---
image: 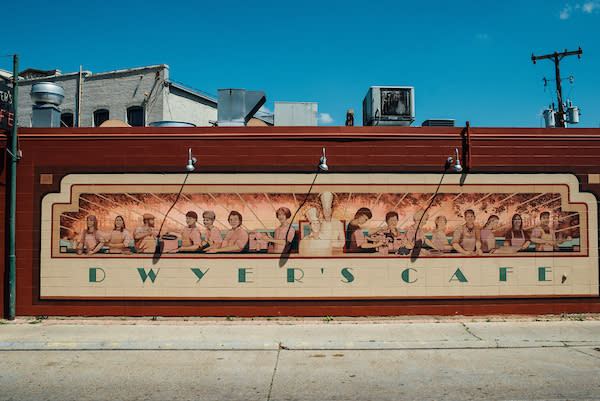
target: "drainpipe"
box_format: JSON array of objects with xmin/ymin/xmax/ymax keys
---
[{"xmin": 8, "ymin": 54, "xmax": 19, "ymax": 319}]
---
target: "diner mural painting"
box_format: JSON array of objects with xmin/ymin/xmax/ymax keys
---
[
  {"xmin": 40, "ymin": 173, "xmax": 597, "ymax": 300},
  {"xmin": 56, "ymin": 187, "xmax": 582, "ymax": 258}
]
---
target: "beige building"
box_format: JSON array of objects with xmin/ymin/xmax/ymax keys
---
[{"xmin": 17, "ymin": 64, "xmax": 217, "ymax": 127}]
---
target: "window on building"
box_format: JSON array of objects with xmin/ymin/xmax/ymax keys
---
[
  {"xmin": 127, "ymin": 106, "xmax": 145, "ymax": 127},
  {"xmin": 93, "ymin": 109, "xmax": 110, "ymax": 127},
  {"xmin": 60, "ymin": 113, "xmax": 74, "ymax": 127}
]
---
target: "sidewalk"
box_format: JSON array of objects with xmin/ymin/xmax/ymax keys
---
[{"xmin": 2, "ymin": 315, "xmax": 599, "ymax": 351}]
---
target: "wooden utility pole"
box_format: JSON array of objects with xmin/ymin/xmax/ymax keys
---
[{"xmin": 532, "ymin": 47, "xmax": 582, "ymax": 128}]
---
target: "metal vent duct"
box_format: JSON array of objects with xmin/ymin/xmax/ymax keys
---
[
  {"xmin": 217, "ymin": 89, "xmax": 266, "ymax": 127},
  {"xmin": 31, "ymin": 82, "xmax": 64, "ymax": 127}
]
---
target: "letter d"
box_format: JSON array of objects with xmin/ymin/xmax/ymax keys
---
[{"xmin": 89, "ymin": 267, "xmax": 106, "ymax": 283}]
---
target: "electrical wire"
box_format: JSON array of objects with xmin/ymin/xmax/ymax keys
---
[
  {"xmin": 154, "ymin": 171, "xmax": 191, "ymax": 256},
  {"xmin": 410, "ymin": 160, "xmax": 450, "ymax": 257},
  {"xmin": 281, "ymin": 166, "xmax": 321, "ymax": 256}
]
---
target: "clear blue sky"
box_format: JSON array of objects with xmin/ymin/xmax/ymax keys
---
[{"xmin": 3, "ymin": 0, "xmax": 599, "ymax": 127}]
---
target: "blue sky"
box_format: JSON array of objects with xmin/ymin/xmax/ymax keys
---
[{"xmin": 3, "ymin": 0, "xmax": 599, "ymax": 127}]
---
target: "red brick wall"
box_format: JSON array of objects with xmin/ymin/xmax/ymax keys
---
[{"xmin": 3, "ymin": 126, "xmax": 600, "ymax": 317}]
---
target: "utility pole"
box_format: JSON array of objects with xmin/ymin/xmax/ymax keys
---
[
  {"xmin": 8, "ymin": 54, "xmax": 19, "ymax": 319},
  {"xmin": 532, "ymin": 47, "xmax": 582, "ymax": 128}
]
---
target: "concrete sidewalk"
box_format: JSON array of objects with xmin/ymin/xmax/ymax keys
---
[{"xmin": 1, "ymin": 317, "xmax": 599, "ymax": 351}]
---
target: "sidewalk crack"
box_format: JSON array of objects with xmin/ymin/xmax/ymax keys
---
[
  {"xmin": 461, "ymin": 322, "xmax": 484, "ymax": 341},
  {"xmin": 267, "ymin": 342, "xmax": 283, "ymax": 400}
]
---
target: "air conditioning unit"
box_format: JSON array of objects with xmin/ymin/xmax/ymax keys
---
[{"xmin": 363, "ymin": 86, "xmax": 415, "ymax": 126}]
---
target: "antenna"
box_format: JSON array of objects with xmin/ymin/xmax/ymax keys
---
[{"xmin": 532, "ymin": 47, "xmax": 582, "ymax": 127}]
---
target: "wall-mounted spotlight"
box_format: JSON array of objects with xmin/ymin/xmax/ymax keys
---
[
  {"xmin": 446, "ymin": 148, "xmax": 463, "ymax": 173},
  {"xmin": 319, "ymin": 147, "xmax": 328, "ymax": 171},
  {"xmin": 186, "ymin": 148, "xmax": 197, "ymax": 172}
]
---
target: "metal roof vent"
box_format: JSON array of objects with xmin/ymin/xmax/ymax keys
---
[
  {"xmin": 217, "ymin": 89, "xmax": 266, "ymax": 127},
  {"xmin": 30, "ymin": 82, "xmax": 64, "ymax": 127}
]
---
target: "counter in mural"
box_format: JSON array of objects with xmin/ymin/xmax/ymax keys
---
[{"xmin": 40, "ymin": 173, "xmax": 598, "ymax": 299}]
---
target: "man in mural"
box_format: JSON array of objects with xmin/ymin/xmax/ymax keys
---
[
  {"xmin": 176, "ymin": 211, "xmax": 203, "ymax": 252},
  {"xmin": 318, "ymin": 191, "xmax": 345, "ymax": 255},
  {"xmin": 299, "ymin": 207, "xmax": 331, "ymax": 256},
  {"xmin": 451, "ymin": 209, "xmax": 483, "ymax": 255},
  {"xmin": 201, "ymin": 210, "xmax": 223, "ymax": 249},
  {"xmin": 530, "ymin": 211, "xmax": 558, "ymax": 252},
  {"xmin": 134, "ymin": 213, "xmax": 159, "ymax": 253}
]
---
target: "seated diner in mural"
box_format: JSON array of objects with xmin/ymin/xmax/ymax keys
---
[
  {"xmin": 400, "ymin": 209, "xmax": 430, "ymax": 255},
  {"xmin": 346, "ymin": 207, "xmax": 384, "ymax": 253},
  {"xmin": 493, "ymin": 213, "xmax": 531, "ymax": 254},
  {"xmin": 201, "ymin": 210, "xmax": 223, "ymax": 250},
  {"xmin": 425, "ymin": 215, "xmax": 453, "ymax": 253},
  {"xmin": 206, "ymin": 211, "xmax": 248, "ymax": 253},
  {"xmin": 530, "ymin": 211, "xmax": 558, "ymax": 252},
  {"xmin": 76, "ymin": 215, "xmax": 106, "ymax": 255},
  {"xmin": 106, "ymin": 215, "xmax": 132, "ymax": 254},
  {"xmin": 479, "ymin": 215, "xmax": 500, "ymax": 253},
  {"xmin": 369, "ymin": 211, "xmax": 403, "ymax": 255},
  {"xmin": 265, "ymin": 207, "xmax": 296, "ymax": 253},
  {"xmin": 451, "ymin": 209, "xmax": 482, "ymax": 255},
  {"xmin": 134, "ymin": 213, "xmax": 159, "ymax": 253},
  {"xmin": 175, "ymin": 211, "xmax": 203, "ymax": 253}
]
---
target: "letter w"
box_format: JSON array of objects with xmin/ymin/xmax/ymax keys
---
[{"xmin": 138, "ymin": 268, "xmax": 160, "ymax": 283}]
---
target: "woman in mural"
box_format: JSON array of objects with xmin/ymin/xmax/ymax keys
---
[
  {"xmin": 265, "ymin": 207, "xmax": 295, "ymax": 253},
  {"xmin": 370, "ymin": 211, "xmax": 403, "ymax": 254},
  {"xmin": 451, "ymin": 209, "xmax": 482, "ymax": 255},
  {"xmin": 425, "ymin": 215, "xmax": 452, "ymax": 253},
  {"xmin": 299, "ymin": 207, "xmax": 330, "ymax": 256},
  {"xmin": 201, "ymin": 210, "xmax": 223, "ymax": 249},
  {"xmin": 346, "ymin": 207, "xmax": 384, "ymax": 253},
  {"xmin": 480, "ymin": 215, "xmax": 500, "ymax": 253},
  {"xmin": 206, "ymin": 211, "xmax": 248, "ymax": 253},
  {"xmin": 106, "ymin": 215, "xmax": 132, "ymax": 254},
  {"xmin": 496, "ymin": 213, "xmax": 531, "ymax": 253},
  {"xmin": 76, "ymin": 215, "xmax": 106, "ymax": 255},
  {"xmin": 530, "ymin": 211, "xmax": 558, "ymax": 252}
]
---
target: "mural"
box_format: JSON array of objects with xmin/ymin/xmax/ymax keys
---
[{"xmin": 40, "ymin": 173, "xmax": 598, "ymax": 299}]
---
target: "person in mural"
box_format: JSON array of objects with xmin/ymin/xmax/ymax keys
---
[
  {"xmin": 265, "ymin": 207, "xmax": 295, "ymax": 253},
  {"xmin": 369, "ymin": 211, "xmax": 403, "ymax": 254},
  {"xmin": 346, "ymin": 207, "xmax": 384, "ymax": 252},
  {"xmin": 134, "ymin": 213, "xmax": 159, "ymax": 253},
  {"xmin": 401, "ymin": 209, "xmax": 429, "ymax": 254},
  {"xmin": 496, "ymin": 213, "xmax": 531, "ymax": 253},
  {"xmin": 106, "ymin": 215, "xmax": 132, "ymax": 254},
  {"xmin": 201, "ymin": 210, "xmax": 223, "ymax": 249},
  {"xmin": 451, "ymin": 209, "xmax": 482, "ymax": 255},
  {"xmin": 318, "ymin": 191, "xmax": 345, "ymax": 255},
  {"xmin": 530, "ymin": 211, "xmax": 558, "ymax": 252},
  {"xmin": 425, "ymin": 215, "xmax": 452, "ymax": 253},
  {"xmin": 76, "ymin": 215, "xmax": 106, "ymax": 255},
  {"xmin": 299, "ymin": 207, "xmax": 331, "ymax": 256},
  {"xmin": 176, "ymin": 211, "xmax": 203, "ymax": 252},
  {"xmin": 480, "ymin": 215, "xmax": 500, "ymax": 253},
  {"xmin": 206, "ymin": 210, "xmax": 248, "ymax": 253}
]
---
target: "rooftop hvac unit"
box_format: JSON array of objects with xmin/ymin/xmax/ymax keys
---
[
  {"xmin": 363, "ymin": 86, "xmax": 414, "ymax": 126},
  {"xmin": 422, "ymin": 119, "xmax": 455, "ymax": 127}
]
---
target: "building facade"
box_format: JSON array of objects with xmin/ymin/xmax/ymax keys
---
[{"xmin": 17, "ymin": 65, "xmax": 217, "ymax": 127}]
